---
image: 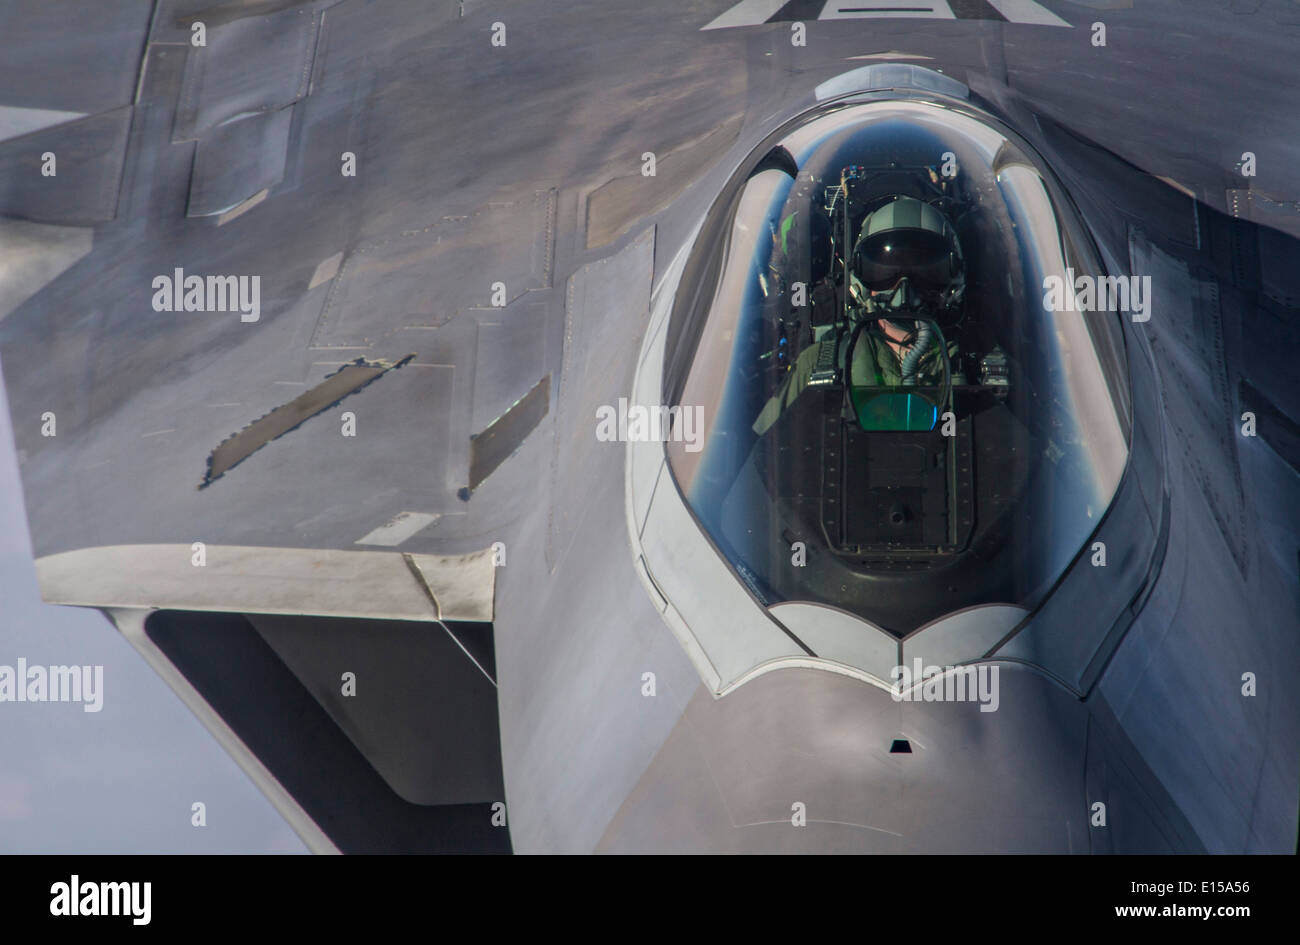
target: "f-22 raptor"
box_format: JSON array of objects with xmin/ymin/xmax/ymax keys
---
[{"xmin": 1, "ymin": 0, "xmax": 1297, "ymax": 853}]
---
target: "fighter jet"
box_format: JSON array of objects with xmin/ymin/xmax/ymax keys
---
[{"xmin": 1, "ymin": 0, "xmax": 1296, "ymax": 853}]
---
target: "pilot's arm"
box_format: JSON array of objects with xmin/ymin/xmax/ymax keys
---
[
  {"xmin": 752, "ymin": 341, "xmax": 822, "ymax": 436},
  {"xmin": 753, "ymin": 330, "xmax": 900, "ymax": 436}
]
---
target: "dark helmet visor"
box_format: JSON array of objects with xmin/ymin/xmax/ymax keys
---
[{"xmin": 855, "ymin": 229, "xmax": 953, "ymax": 291}]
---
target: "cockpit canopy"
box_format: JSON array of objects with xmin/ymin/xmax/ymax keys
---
[{"xmin": 664, "ymin": 98, "xmax": 1131, "ymax": 635}]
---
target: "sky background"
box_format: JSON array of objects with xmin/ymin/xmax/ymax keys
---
[{"xmin": 0, "ymin": 362, "xmax": 307, "ymax": 854}]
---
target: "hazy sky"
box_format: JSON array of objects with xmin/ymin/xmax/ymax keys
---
[{"xmin": 0, "ymin": 363, "xmax": 307, "ymax": 854}]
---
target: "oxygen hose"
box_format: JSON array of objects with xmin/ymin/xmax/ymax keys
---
[{"xmin": 899, "ymin": 320, "xmax": 933, "ymax": 385}]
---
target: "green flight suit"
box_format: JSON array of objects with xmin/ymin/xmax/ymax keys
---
[{"xmin": 753, "ymin": 327, "xmax": 947, "ymax": 436}]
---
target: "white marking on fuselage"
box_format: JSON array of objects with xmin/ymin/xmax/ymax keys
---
[
  {"xmin": 984, "ymin": 0, "xmax": 1071, "ymax": 26},
  {"xmin": 701, "ymin": 0, "xmax": 794, "ymax": 30},
  {"xmin": 700, "ymin": 0, "xmax": 1072, "ymax": 28},
  {"xmin": 822, "ymin": 1, "xmax": 955, "ymax": 21},
  {"xmin": 355, "ymin": 511, "xmax": 440, "ymax": 547}
]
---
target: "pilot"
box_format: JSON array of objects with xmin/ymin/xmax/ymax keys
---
[{"xmin": 753, "ymin": 196, "xmax": 963, "ymax": 436}]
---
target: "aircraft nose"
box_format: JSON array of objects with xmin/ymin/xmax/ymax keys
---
[{"xmin": 596, "ymin": 663, "xmax": 1092, "ymax": 852}]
